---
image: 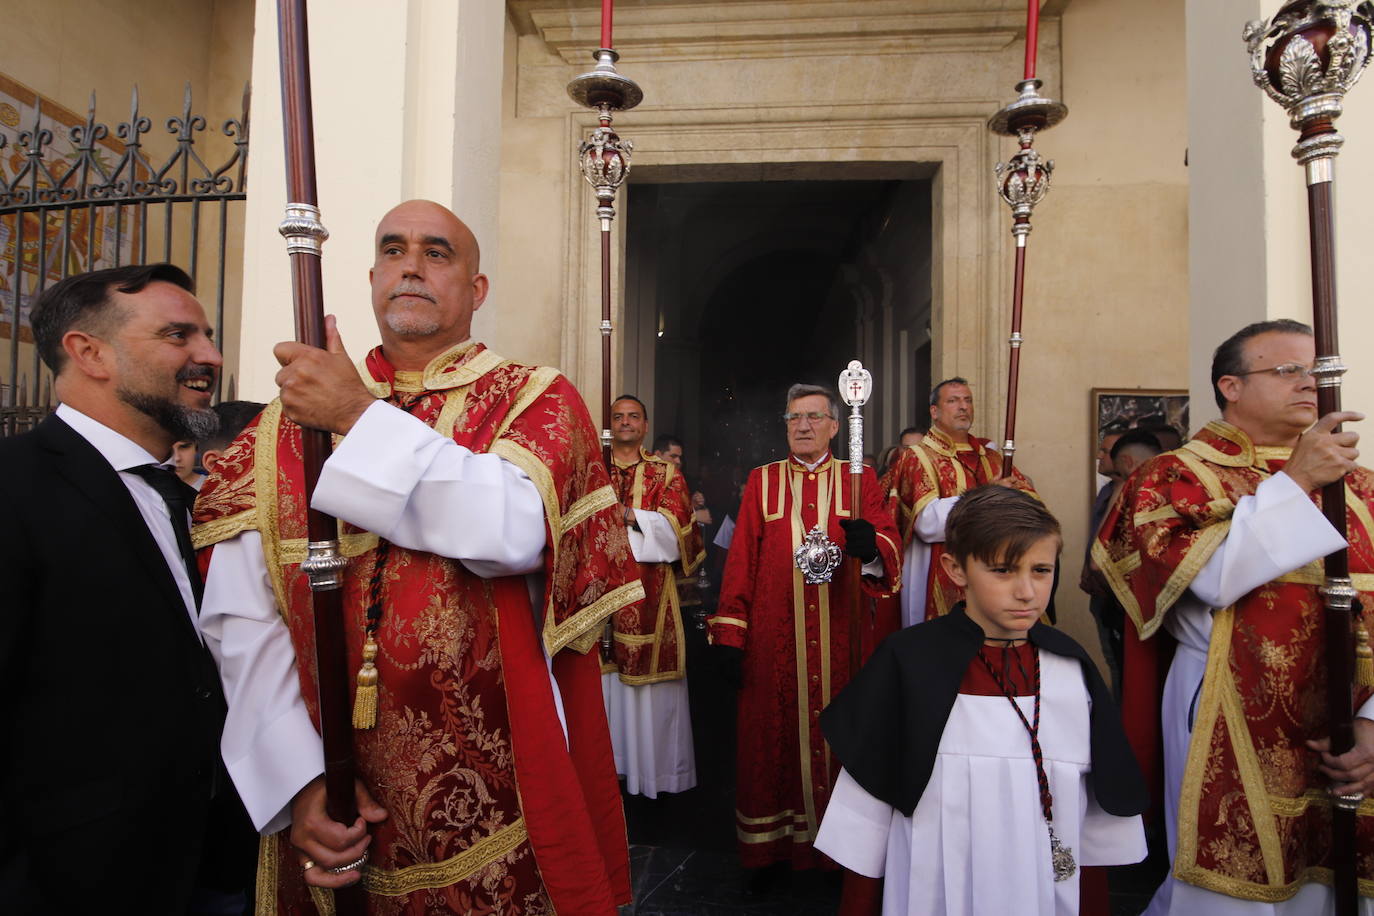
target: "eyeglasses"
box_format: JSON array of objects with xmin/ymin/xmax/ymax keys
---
[
  {"xmin": 783, "ymin": 411, "xmax": 834, "ymax": 424},
  {"xmin": 1232, "ymin": 363, "xmax": 1316, "ymax": 381}
]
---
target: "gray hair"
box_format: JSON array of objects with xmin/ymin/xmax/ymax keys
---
[{"xmin": 785, "ymin": 383, "xmax": 840, "ymax": 420}]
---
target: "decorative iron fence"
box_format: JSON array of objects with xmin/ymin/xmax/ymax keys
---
[{"xmin": 0, "ymin": 82, "xmax": 249, "ymax": 435}]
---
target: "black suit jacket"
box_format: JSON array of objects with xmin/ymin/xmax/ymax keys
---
[{"xmin": 0, "ymin": 414, "xmax": 227, "ymax": 913}]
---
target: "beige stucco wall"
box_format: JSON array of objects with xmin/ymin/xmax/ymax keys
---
[
  {"xmin": 1017, "ymin": 0, "xmax": 1191, "ymax": 660},
  {"xmin": 236, "ymin": 0, "xmax": 506, "ymax": 400},
  {"xmin": 0, "ymin": 0, "xmax": 253, "ymax": 392},
  {"xmin": 1188, "ymin": 0, "xmax": 1374, "ymax": 428}
]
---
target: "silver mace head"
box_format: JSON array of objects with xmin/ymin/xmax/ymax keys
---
[
  {"xmin": 989, "ymin": 79, "xmax": 1067, "ymax": 236},
  {"xmin": 567, "ymin": 48, "xmax": 643, "ymax": 225},
  {"xmin": 1244, "ymin": 0, "xmax": 1373, "ymax": 167}
]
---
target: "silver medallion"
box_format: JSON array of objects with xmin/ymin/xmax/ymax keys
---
[
  {"xmin": 1048, "ymin": 824, "xmax": 1077, "ymax": 883},
  {"xmin": 794, "ymin": 524, "xmax": 843, "ymax": 584}
]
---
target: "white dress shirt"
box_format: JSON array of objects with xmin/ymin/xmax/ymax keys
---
[{"xmin": 56, "ymin": 403, "xmax": 201, "ymax": 632}]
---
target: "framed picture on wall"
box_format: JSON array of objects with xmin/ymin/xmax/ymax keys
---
[{"xmin": 1090, "ymin": 388, "xmax": 1189, "ymax": 497}]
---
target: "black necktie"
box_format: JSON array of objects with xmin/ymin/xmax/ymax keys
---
[{"xmin": 128, "ymin": 463, "xmax": 204, "ymax": 610}]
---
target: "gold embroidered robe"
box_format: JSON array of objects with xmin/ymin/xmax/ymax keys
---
[
  {"xmin": 606, "ymin": 449, "xmax": 706, "ymax": 684},
  {"xmin": 882, "ymin": 427, "xmax": 1037, "ymax": 620},
  {"xmin": 1093, "ymin": 420, "xmax": 1374, "ymax": 901},
  {"xmin": 193, "ymin": 342, "xmax": 646, "ymax": 915}
]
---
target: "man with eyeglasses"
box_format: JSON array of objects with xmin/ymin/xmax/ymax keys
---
[
  {"xmin": 1094, "ymin": 319, "xmax": 1374, "ymax": 914},
  {"xmin": 708, "ymin": 383, "xmax": 900, "ymax": 887},
  {"xmin": 882, "ymin": 377, "xmax": 1038, "ymax": 627}
]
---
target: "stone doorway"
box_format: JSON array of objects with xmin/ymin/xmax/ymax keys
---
[
  {"xmin": 623, "ymin": 172, "xmax": 935, "ymax": 516},
  {"xmin": 615, "ymin": 172, "xmax": 935, "ymax": 911}
]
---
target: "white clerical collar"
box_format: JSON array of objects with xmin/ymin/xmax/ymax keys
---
[
  {"xmin": 792, "ymin": 451, "xmax": 831, "ymax": 471},
  {"xmin": 56, "ymin": 403, "xmax": 170, "ymax": 472}
]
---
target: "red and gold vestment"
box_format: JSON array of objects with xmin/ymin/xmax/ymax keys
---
[
  {"xmin": 193, "ymin": 342, "xmax": 646, "ymax": 915},
  {"xmin": 1093, "ymin": 420, "xmax": 1374, "ymax": 901},
  {"xmin": 607, "ymin": 449, "xmax": 706, "ymax": 684},
  {"xmin": 708, "ymin": 456, "xmax": 900, "ymax": 869},
  {"xmin": 882, "ymin": 426, "xmax": 1036, "ymax": 620}
]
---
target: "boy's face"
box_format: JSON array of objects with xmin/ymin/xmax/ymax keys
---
[{"xmin": 940, "ymin": 534, "xmax": 1059, "ymax": 640}]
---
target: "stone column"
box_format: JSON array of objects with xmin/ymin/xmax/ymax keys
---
[
  {"xmin": 236, "ymin": 0, "xmax": 505, "ymax": 400},
  {"xmin": 1186, "ymin": 0, "xmax": 1374, "ymax": 426}
]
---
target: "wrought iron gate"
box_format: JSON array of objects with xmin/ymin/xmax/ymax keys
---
[{"xmin": 0, "ymin": 83, "xmax": 249, "ymax": 435}]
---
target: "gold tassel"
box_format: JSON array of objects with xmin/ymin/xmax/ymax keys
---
[
  {"xmin": 352, "ymin": 634, "xmax": 379, "ymax": 729},
  {"xmin": 1356, "ymin": 620, "xmax": 1374, "ymax": 689}
]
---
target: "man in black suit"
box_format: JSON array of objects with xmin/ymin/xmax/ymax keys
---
[{"xmin": 0, "ymin": 264, "xmax": 248, "ymax": 913}]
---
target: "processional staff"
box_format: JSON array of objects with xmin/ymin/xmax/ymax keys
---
[
  {"xmin": 987, "ymin": 0, "xmax": 1068, "ymax": 477},
  {"xmin": 274, "ymin": 3, "xmax": 363, "ymax": 911},
  {"xmin": 568, "ymin": 0, "xmax": 642, "ymax": 661},
  {"xmin": 1244, "ymin": 4, "xmax": 1374, "ymax": 913},
  {"xmin": 567, "ymin": 0, "xmax": 643, "ymax": 465},
  {"xmin": 839, "ymin": 360, "xmax": 873, "ymax": 675}
]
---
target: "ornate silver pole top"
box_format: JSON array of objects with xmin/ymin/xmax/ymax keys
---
[
  {"xmin": 1244, "ymin": 1, "xmax": 1372, "ymax": 169},
  {"xmin": 839, "ymin": 359, "xmax": 873, "ymax": 479},
  {"xmin": 567, "ymin": 49, "xmax": 643, "ymax": 229}
]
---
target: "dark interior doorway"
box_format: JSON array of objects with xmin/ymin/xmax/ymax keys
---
[
  {"xmin": 624, "ymin": 174, "xmax": 934, "ymax": 520},
  {"xmin": 618, "ymin": 173, "xmax": 935, "ymax": 884}
]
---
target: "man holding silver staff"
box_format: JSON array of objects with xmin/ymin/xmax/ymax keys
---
[
  {"xmin": 1095, "ymin": 320, "xmax": 1374, "ymax": 914},
  {"xmin": 707, "ymin": 382, "xmax": 899, "ymax": 881},
  {"xmin": 193, "ymin": 200, "xmax": 645, "ymax": 914}
]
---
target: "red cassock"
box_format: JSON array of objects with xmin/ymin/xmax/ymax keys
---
[
  {"xmin": 194, "ymin": 342, "xmax": 646, "ymax": 915},
  {"xmin": 709, "ymin": 455, "xmax": 900, "ymax": 869}
]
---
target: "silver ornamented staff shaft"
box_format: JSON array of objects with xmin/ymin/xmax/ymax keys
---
[{"xmin": 839, "ymin": 360, "xmax": 873, "ymax": 478}]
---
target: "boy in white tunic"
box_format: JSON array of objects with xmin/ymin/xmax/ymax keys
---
[{"xmin": 816, "ymin": 485, "xmax": 1148, "ymax": 915}]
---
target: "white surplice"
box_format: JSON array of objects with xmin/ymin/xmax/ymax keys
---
[
  {"xmin": 1143, "ymin": 470, "xmax": 1374, "ymax": 916},
  {"xmin": 199, "ymin": 399, "xmax": 553, "ymax": 834},
  {"xmin": 600, "ymin": 507, "xmax": 697, "ymax": 798},
  {"xmin": 898, "ymin": 495, "xmax": 956, "ymax": 628},
  {"xmin": 815, "ymin": 650, "xmax": 1146, "ymax": 915}
]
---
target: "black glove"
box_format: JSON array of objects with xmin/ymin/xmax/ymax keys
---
[
  {"xmin": 714, "ymin": 644, "xmax": 745, "ymax": 690},
  {"xmin": 839, "ymin": 518, "xmax": 879, "ymax": 563}
]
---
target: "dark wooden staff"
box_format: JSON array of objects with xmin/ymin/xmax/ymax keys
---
[
  {"xmin": 276, "ymin": 2, "xmax": 362, "ymax": 911},
  {"xmin": 1245, "ymin": 5, "xmax": 1373, "ymax": 912},
  {"xmin": 987, "ymin": 0, "xmax": 1067, "ymax": 478}
]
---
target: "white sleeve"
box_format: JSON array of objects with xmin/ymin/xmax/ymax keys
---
[
  {"xmin": 313, "ymin": 400, "xmax": 546, "ymax": 578},
  {"xmin": 813, "ymin": 768, "xmax": 893, "ymax": 878},
  {"xmin": 861, "ymin": 555, "xmax": 885, "ymax": 577},
  {"xmin": 1188, "ymin": 471, "xmax": 1347, "ymax": 609},
  {"xmin": 629, "ymin": 508, "xmax": 681, "ymax": 564},
  {"xmin": 914, "ymin": 496, "xmax": 959, "ymax": 544},
  {"xmin": 201, "ymin": 530, "xmax": 324, "ymax": 834}
]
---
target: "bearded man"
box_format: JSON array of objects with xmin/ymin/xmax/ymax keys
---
[
  {"xmin": 0, "ymin": 264, "xmax": 259, "ymax": 912},
  {"xmin": 194, "ymin": 201, "xmax": 644, "ymax": 914}
]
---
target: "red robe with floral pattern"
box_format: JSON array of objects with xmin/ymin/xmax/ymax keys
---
[
  {"xmin": 708, "ymin": 455, "xmax": 900, "ymax": 869},
  {"xmin": 607, "ymin": 449, "xmax": 706, "ymax": 683},
  {"xmin": 1093, "ymin": 420, "xmax": 1374, "ymax": 902},
  {"xmin": 193, "ymin": 342, "xmax": 646, "ymax": 915},
  {"xmin": 882, "ymin": 427, "xmax": 1036, "ymax": 620}
]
